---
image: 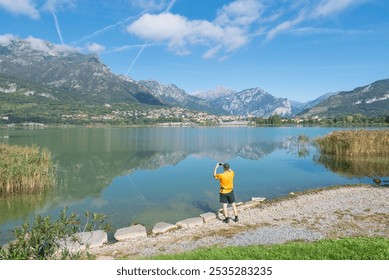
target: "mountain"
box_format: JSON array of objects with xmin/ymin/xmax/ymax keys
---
[
  {"xmin": 299, "ymin": 79, "xmax": 389, "ymax": 118},
  {"xmin": 193, "ymin": 86, "xmax": 236, "ymax": 100},
  {"xmin": 290, "ymin": 92, "xmax": 338, "ymax": 115},
  {"xmin": 0, "ymin": 37, "xmax": 162, "ymax": 105},
  {"xmin": 211, "ymin": 87, "xmax": 292, "ymax": 117},
  {"xmin": 138, "ymin": 80, "xmax": 227, "ymax": 114}
]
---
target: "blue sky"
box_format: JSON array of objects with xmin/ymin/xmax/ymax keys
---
[{"xmin": 0, "ymin": 0, "xmax": 388, "ymax": 102}]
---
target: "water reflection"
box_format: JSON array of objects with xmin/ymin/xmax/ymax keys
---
[
  {"xmin": 1, "ymin": 127, "xmax": 385, "ymax": 246},
  {"xmin": 55, "ymin": 129, "xmax": 285, "ymax": 202},
  {"xmin": 0, "ymin": 192, "xmax": 50, "ymax": 224},
  {"xmin": 314, "ymin": 154, "xmax": 389, "ymax": 178}
]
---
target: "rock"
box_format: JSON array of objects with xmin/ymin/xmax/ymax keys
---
[
  {"xmin": 251, "ymin": 197, "xmax": 266, "ymax": 202},
  {"xmin": 176, "ymin": 217, "xmax": 203, "ymax": 229},
  {"xmin": 237, "ymin": 199, "xmax": 266, "ymax": 211},
  {"xmin": 152, "ymin": 222, "xmax": 176, "ymax": 235},
  {"xmin": 200, "ymin": 212, "xmax": 217, "ymax": 222},
  {"xmin": 58, "ymin": 230, "xmax": 108, "ymax": 254},
  {"xmin": 114, "ymin": 224, "xmax": 147, "ymax": 241}
]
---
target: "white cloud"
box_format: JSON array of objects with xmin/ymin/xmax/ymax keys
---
[
  {"xmin": 264, "ymin": 0, "xmax": 364, "ymax": 42},
  {"xmin": 127, "ymin": 13, "xmax": 189, "ymax": 43},
  {"xmin": 216, "ymin": 0, "xmax": 263, "ymax": 26},
  {"xmin": 25, "ymin": 36, "xmax": 76, "ymax": 54},
  {"xmin": 130, "ymin": 0, "xmax": 175, "ymax": 12},
  {"xmin": 265, "ymin": 12, "xmax": 306, "ymax": 42},
  {"xmin": 312, "ymin": 0, "xmax": 361, "ymax": 18},
  {"xmin": 126, "ymin": 0, "xmax": 265, "ymax": 59},
  {"xmin": 0, "ymin": 34, "xmax": 17, "ymax": 46},
  {"xmin": 126, "ymin": 8, "xmax": 251, "ymax": 58},
  {"xmin": 0, "ymin": 0, "xmax": 39, "ymax": 19},
  {"xmin": 126, "ymin": 0, "xmax": 367, "ymax": 58},
  {"xmin": 87, "ymin": 43, "xmax": 106, "ymax": 53},
  {"xmin": 43, "ymin": 0, "xmax": 75, "ymax": 12},
  {"xmin": 25, "ymin": 36, "xmax": 52, "ymax": 52}
]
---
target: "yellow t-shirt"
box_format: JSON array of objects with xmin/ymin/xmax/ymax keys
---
[{"xmin": 215, "ymin": 170, "xmax": 234, "ymax": 194}]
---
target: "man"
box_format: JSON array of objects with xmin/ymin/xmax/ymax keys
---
[{"xmin": 213, "ymin": 162, "xmax": 238, "ymax": 223}]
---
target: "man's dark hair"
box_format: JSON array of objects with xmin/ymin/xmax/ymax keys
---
[{"xmin": 223, "ymin": 163, "xmax": 230, "ymax": 170}]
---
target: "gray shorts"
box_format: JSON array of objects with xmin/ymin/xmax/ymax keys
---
[{"xmin": 219, "ymin": 191, "xmax": 235, "ymax": 204}]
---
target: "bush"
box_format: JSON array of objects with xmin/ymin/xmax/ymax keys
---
[{"xmin": 0, "ymin": 207, "xmax": 110, "ymax": 260}]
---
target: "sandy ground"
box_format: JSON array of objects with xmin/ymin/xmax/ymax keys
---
[{"xmin": 88, "ymin": 185, "xmax": 389, "ymax": 259}]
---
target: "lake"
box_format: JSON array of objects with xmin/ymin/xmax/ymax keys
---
[{"xmin": 0, "ymin": 126, "xmax": 387, "ymax": 245}]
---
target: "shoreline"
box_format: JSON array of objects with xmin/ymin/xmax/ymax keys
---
[
  {"xmin": 89, "ymin": 184, "xmax": 389, "ymax": 259},
  {"xmin": 1, "ymin": 123, "xmax": 389, "ymax": 129}
]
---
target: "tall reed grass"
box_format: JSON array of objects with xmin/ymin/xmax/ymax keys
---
[
  {"xmin": 0, "ymin": 143, "xmax": 56, "ymax": 195},
  {"xmin": 315, "ymin": 129, "xmax": 389, "ymax": 156}
]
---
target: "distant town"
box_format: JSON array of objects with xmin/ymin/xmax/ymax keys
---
[{"xmin": 2, "ymin": 103, "xmax": 387, "ymax": 128}]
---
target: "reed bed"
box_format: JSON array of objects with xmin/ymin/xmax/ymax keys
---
[
  {"xmin": 0, "ymin": 143, "xmax": 55, "ymax": 195},
  {"xmin": 315, "ymin": 129, "xmax": 389, "ymax": 157}
]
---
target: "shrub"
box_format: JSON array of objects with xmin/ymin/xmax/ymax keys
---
[{"xmin": 0, "ymin": 207, "xmax": 110, "ymax": 260}]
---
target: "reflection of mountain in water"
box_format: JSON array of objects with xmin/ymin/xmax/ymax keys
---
[
  {"xmin": 236, "ymin": 142, "xmax": 284, "ymax": 160},
  {"xmin": 126, "ymin": 151, "xmax": 188, "ymax": 171},
  {"xmin": 0, "ymin": 128, "xmax": 286, "ymax": 222},
  {"xmin": 56, "ymin": 140, "xmax": 285, "ymax": 202},
  {"xmin": 195, "ymin": 141, "xmax": 284, "ymax": 162}
]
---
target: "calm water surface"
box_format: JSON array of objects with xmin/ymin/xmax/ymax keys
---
[{"xmin": 0, "ymin": 127, "xmax": 384, "ymax": 244}]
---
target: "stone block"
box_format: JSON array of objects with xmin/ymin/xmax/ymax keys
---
[
  {"xmin": 58, "ymin": 230, "xmax": 108, "ymax": 253},
  {"xmin": 200, "ymin": 212, "xmax": 216, "ymax": 222},
  {"xmin": 251, "ymin": 197, "xmax": 266, "ymax": 202},
  {"xmin": 114, "ymin": 224, "xmax": 147, "ymax": 241},
  {"xmin": 176, "ymin": 217, "xmax": 203, "ymax": 229},
  {"xmin": 152, "ymin": 222, "xmax": 177, "ymax": 235}
]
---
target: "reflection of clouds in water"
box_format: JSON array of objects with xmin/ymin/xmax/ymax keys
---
[{"xmin": 89, "ymin": 197, "xmax": 109, "ymax": 208}]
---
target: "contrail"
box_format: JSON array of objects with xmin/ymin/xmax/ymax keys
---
[
  {"xmin": 123, "ymin": 1, "xmax": 176, "ymax": 76},
  {"xmin": 52, "ymin": 12, "xmax": 64, "ymax": 45},
  {"xmin": 72, "ymin": 11, "xmax": 149, "ymax": 46},
  {"xmin": 165, "ymin": 0, "xmax": 176, "ymax": 12},
  {"xmin": 125, "ymin": 41, "xmax": 148, "ymax": 76}
]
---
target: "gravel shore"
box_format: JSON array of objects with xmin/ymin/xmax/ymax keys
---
[{"xmin": 89, "ymin": 185, "xmax": 389, "ymax": 259}]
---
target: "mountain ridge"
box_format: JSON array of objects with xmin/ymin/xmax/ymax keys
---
[
  {"xmin": 1, "ymin": 36, "xmax": 388, "ymax": 121},
  {"xmin": 211, "ymin": 87, "xmax": 292, "ymax": 117},
  {"xmin": 0, "ymin": 38, "xmax": 163, "ymax": 106},
  {"xmin": 299, "ymin": 79, "xmax": 389, "ymax": 118}
]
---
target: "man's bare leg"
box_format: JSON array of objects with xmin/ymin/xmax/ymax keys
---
[{"xmin": 231, "ymin": 202, "xmax": 239, "ymax": 222}]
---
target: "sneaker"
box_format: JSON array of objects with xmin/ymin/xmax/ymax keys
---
[
  {"xmin": 223, "ymin": 217, "xmax": 230, "ymax": 223},
  {"xmin": 234, "ymin": 216, "xmax": 239, "ymax": 222}
]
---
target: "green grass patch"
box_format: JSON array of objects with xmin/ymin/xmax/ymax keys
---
[{"xmin": 150, "ymin": 237, "xmax": 389, "ymax": 260}]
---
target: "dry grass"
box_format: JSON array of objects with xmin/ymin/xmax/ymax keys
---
[
  {"xmin": 0, "ymin": 143, "xmax": 56, "ymax": 195},
  {"xmin": 315, "ymin": 129, "xmax": 389, "ymax": 156}
]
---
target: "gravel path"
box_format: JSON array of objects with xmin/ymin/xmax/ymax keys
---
[{"xmin": 89, "ymin": 185, "xmax": 389, "ymax": 259}]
